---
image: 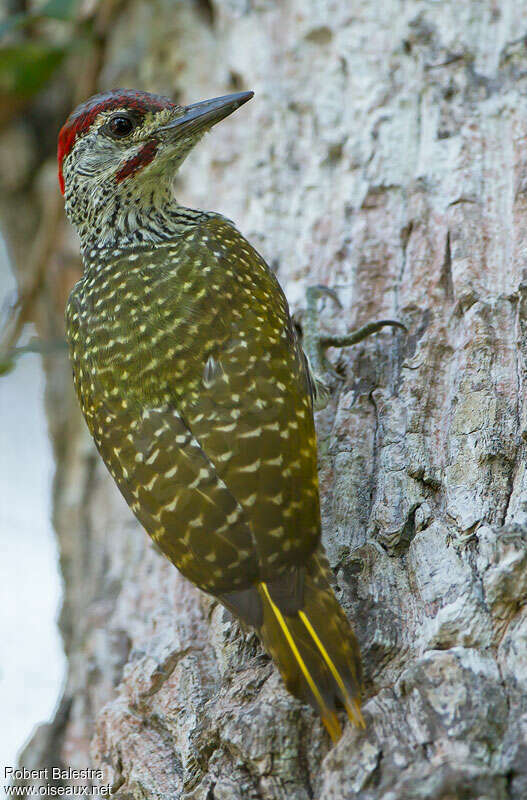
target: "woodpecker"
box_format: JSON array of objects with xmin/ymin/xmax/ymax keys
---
[{"xmin": 58, "ymin": 88, "xmax": 365, "ymax": 740}]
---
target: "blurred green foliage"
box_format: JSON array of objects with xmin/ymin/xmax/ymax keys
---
[
  {"xmin": 0, "ymin": 0, "xmax": 79, "ymax": 37},
  {"xmin": 0, "ymin": 0, "xmax": 85, "ymax": 375},
  {"xmin": 0, "ymin": 42, "xmax": 67, "ymax": 98},
  {"xmin": 0, "ymin": 0, "xmax": 81, "ymax": 108}
]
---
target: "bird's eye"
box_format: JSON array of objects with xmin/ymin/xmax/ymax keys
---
[{"xmin": 108, "ymin": 115, "xmax": 134, "ymax": 138}]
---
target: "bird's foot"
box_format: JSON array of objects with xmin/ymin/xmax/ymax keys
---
[{"xmin": 301, "ymin": 285, "xmax": 406, "ymax": 409}]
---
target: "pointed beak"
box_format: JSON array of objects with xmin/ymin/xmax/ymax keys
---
[{"xmin": 157, "ymin": 91, "xmax": 254, "ymax": 139}]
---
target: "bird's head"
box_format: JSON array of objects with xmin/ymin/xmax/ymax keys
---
[{"xmin": 57, "ymin": 88, "xmax": 253, "ymax": 250}]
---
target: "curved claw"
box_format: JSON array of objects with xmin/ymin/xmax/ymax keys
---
[
  {"xmin": 301, "ymin": 283, "xmax": 407, "ymax": 410},
  {"xmin": 305, "ymin": 285, "xmax": 343, "ymax": 310},
  {"xmin": 321, "ymin": 319, "xmax": 407, "ymax": 349}
]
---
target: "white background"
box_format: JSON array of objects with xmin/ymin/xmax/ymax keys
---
[{"xmin": 0, "ymin": 239, "xmax": 65, "ymax": 797}]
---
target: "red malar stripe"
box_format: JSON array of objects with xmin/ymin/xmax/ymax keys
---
[{"xmin": 115, "ymin": 140, "xmax": 159, "ymax": 183}]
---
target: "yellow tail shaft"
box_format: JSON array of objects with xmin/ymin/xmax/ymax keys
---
[
  {"xmin": 298, "ymin": 609, "xmax": 364, "ymax": 729},
  {"xmin": 260, "ymin": 582, "xmax": 343, "ymax": 741},
  {"xmin": 257, "ymin": 552, "xmax": 364, "ymax": 741}
]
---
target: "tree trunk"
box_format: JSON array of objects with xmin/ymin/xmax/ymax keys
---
[{"xmin": 9, "ymin": 1, "xmax": 527, "ymax": 798}]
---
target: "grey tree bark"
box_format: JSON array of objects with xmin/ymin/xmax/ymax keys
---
[{"xmin": 6, "ymin": 0, "xmax": 527, "ymax": 798}]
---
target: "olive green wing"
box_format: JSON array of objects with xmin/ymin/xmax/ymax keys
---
[
  {"xmin": 66, "ymin": 290, "xmax": 259, "ymax": 596},
  {"xmin": 176, "ymin": 217, "xmax": 321, "ymax": 577}
]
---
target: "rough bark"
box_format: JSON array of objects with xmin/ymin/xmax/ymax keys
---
[{"xmin": 6, "ymin": 0, "xmax": 527, "ymax": 798}]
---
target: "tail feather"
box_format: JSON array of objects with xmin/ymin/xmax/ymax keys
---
[
  {"xmin": 298, "ymin": 609, "xmax": 363, "ymax": 727},
  {"xmin": 257, "ymin": 549, "xmax": 364, "ymax": 741},
  {"xmin": 259, "ymin": 581, "xmax": 343, "ymax": 740}
]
